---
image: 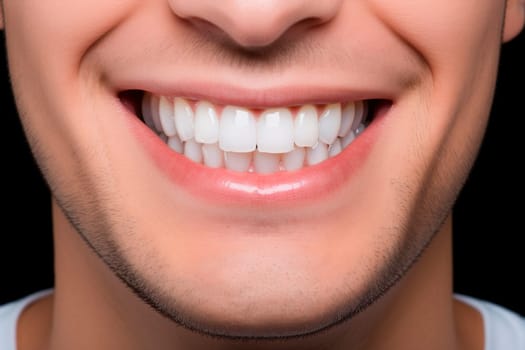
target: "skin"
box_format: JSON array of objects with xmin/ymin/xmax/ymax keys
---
[{"xmin": 1, "ymin": 0, "xmax": 524, "ymax": 349}]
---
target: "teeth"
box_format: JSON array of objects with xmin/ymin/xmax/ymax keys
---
[
  {"xmin": 318, "ymin": 104, "xmax": 341, "ymax": 145},
  {"xmin": 219, "ymin": 106, "xmax": 257, "ymax": 153},
  {"xmin": 341, "ymin": 130, "xmax": 356, "ymax": 148},
  {"xmin": 328, "ymin": 139, "xmax": 342, "ymax": 157},
  {"xmin": 202, "ymin": 143, "xmax": 224, "ymax": 168},
  {"xmin": 141, "ymin": 93, "xmax": 157, "ymax": 131},
  {"xmin": 253, "ymin": 151, "xmax": 281, "ymax": 174},
  {"xmin": 184, "ymin": 139, "xmax": 203, "ymax": 163},
  {"xmin": 194, "ymin": 101, "xmax": 219, "ymax": 144},
  {"xmin": 338, "ymin": 102, "xmax": 356, "ymax": 137},
  {"xmin": 257, "ymin": 108, "xmax": 294, "ymax": 153},
  {"xmin": 149, "ymin": 95, "xmax": 164, "ymax": 133},
  {"xmin": 167, "ymin": 134, "xmax": 184, "ymax": 153},
  {"xmin": 306, "ymin": 142, "xmax": 329, "ymax": 166},
  {"xmin": 294, "ymin": 105, "xmax": 319, "ymax": 147},
  {"xmin": 174, "ymin": 98, "xmax": 195, "ymax": 141},
  {"xmin": 142, "ymin": 94, "xmax": 372, "ymax": 172},
  {"xmin": 350, "ymin": 100, "xmax": 365, "ymax": 131},
  {"xmin": 224, "ymin": 152, "xmax": 252, "ymax": 172},
  {"xmin": 159, "ymin": 96, "xmax": 177, "ymax": 137}
]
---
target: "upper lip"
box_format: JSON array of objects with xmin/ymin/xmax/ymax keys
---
[{"xmin": 114, "ymin": 80, "xmax": 395, "ymax": 109}]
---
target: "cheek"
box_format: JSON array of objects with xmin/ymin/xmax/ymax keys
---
[
  {"xmin": 370, "ymin": 0, "xmax": 504, "ymax": 71},
  {"xmin": 3, "ymin": 1, "xmax": 139, "ymax": 87}
]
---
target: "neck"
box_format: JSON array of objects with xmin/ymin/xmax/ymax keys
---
[{"xmin": 45, "ymin": 201, "xmax": 461, "ymax": 350}]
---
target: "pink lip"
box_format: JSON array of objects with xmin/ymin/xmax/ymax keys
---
[
  {"xmin": 114, "ymin": 80, "xmax": 394, "ymax": 108},
  {"xmin": 126, "ymin": 104, "xmax": 386, "ymax": 208}
]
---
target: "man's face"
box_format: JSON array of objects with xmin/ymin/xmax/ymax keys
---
[{"xmin": 1, "ymin": 0, "xmax": 522, "ymax": 338}]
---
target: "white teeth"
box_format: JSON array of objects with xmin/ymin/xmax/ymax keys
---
[
  {"xmin": 294, "ymin": 105, "xmax": 319, "ymax": 147},
  {"xmin": 224, "ymin": 152, "xmax": 252, "ymax": 172},
  {"xmin": 306, "ymin": 142, "xmax": 328, "ymax": 165},
  {"xmin": 283, "ymin": 147, "xmax": 305, "ymax": 171},
  {"xmin": 141, "ymin": 93, "xmax": 157, "ymax": 131},
  {"xmin": 159, "ymin": 96, "xmax": 177, "ymax": 137},
  {"xmin": 184, "ymin": 139, "xmax": 203, "ymax": 163},
  {"xmin": 338, "ymin": 102, "xmax": 355, "ymax": 137},
  {"xmin": 149, "ymin": 95, "xmax": 164, "ymax": 133},
  {"xmin": 355, "ymin": 123, "xmax": 366, "ymax": 135},
  {"xmin": 202, "ymin": 143, "xmax": 224, "ymax": 168},
  {"xmin": 219, "ymin": 106, "xmax": 257, "ymax": 153},
  {"xmin": 350, "ymin": 100, "xmax": 365, "ymax": 131},
  {"xmin": 254, "ymin": 151, "xmax": 280, "ymax": 174},
  {"xmin": 194, "ymin": 101, "xmax": 219, "ymax": 144},
  {"xmin": 318, "ymin": 103, "xmax": 341, "ymax": 145},
  {"xmin": 143, "ymin": 94, "xmax": 372, "ymax": 172},
  {"xmin": 257, "ymin": 108, "xmax": 294, "ymax": 154},
  {"xmin": 174, "ymin": 98, "xmax": 195, "ymax": 141},
  {"xmin": 328, "ymin": 139, "xmax": 342, "ymax": 157},
  {"xmin": 167, "ymin": 134, "xmax": 184, "ymax": 153},
  {"xmin": 341, "ymin": 130, "xmax": 356, "ymax": 148}
]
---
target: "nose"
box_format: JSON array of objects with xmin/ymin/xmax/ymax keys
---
[{"xmin": 168, "ymin": 0, "xmax": 342, "ymax": 49}]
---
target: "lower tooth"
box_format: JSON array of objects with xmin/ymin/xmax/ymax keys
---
[
  {"xmin": 328, "ymin": 139, "xmax": 342, "ymax": 157},
  {"xmin": 168, "ymin": 135, "xmax": 184, "ymax": 153},
  {"xmin": 184, "ymin": 139, "xmax": 203, "ymax": 163},
  {"xmin": 202, "ymin": 143, "xmax": 224, "ymax": 168},
  {"xmin": 341, "ymin": 131, "xmax": 356, "ymax": 148},
  {"xmin": 254, "ymin": 152, "xmax": 280, "ymax": 174},
  {"xmin": 283, "ymin": 147, "xmax": 306, "ymax": 171},
  {"xmin": 307, "ymin": 142, "xmax": 328, "ymax": 165},
  {"xmin": 224, "ymin": 152, "xmax": 252, "ymax": 172}
]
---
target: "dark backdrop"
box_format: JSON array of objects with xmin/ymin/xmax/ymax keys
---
[{"xmin": 1, "ymin": 29, "xmax": 524, "ymax": 315}]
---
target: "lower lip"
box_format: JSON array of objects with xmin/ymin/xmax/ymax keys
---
[{"xmin": 127, "ymin": 105, "xmax": 385, "ymax": 207}]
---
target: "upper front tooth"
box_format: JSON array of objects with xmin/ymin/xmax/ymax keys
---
[
  {"xmin": 318, "ymin": 103, "xmax": 341, "ymax": 145},
  {"xmin": 294, "ymin": 104, "xmax": 319, "ymax": 147},
  {"xmin": 257, "ymin": 108, "xmax": 294, "ymax": 153},
  {"xmin": 219, "ymin": 106, "xmax": 257, "ymax": 152},
  {"xmin": 174, "ymin": 98, "xmax": 195, "ymax": 141},
  {"xmin": 283, "ymin": 147, "xmax": 305, "ymax": 171},
  {"xmin": 194, "ymin": 101, "xmax": 219, "ymax": 144}
]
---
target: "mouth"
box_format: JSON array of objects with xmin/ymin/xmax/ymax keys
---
[
  {"xmin": 121, "ymin": 90, "xmax": 388, "ymax": 173},
  {"xmin": 119, "ymin": 89, "xmax": 391, "ymax": 205}
]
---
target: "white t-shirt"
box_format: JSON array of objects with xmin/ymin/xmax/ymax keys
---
[{"xmin": 1, "ymin": 291, "xmax": 523, "ymax": 349}]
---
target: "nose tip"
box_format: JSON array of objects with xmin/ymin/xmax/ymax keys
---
[{"xmin": 168, "ymin": 0, "xmax": 342, "ymax": 49}]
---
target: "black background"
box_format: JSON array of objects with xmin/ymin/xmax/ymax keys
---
[{"xmin": 0, "ymin": 29, "xmax": 524, "ymax": 315}]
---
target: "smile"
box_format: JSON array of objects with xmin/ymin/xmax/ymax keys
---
[
  {"xmin": 140, "ymin": 93, "xmax": 374, "ymax": 173},
  {"xmin": 121, "ymin": 89, "xmax": 390, "ymax": 205}
]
